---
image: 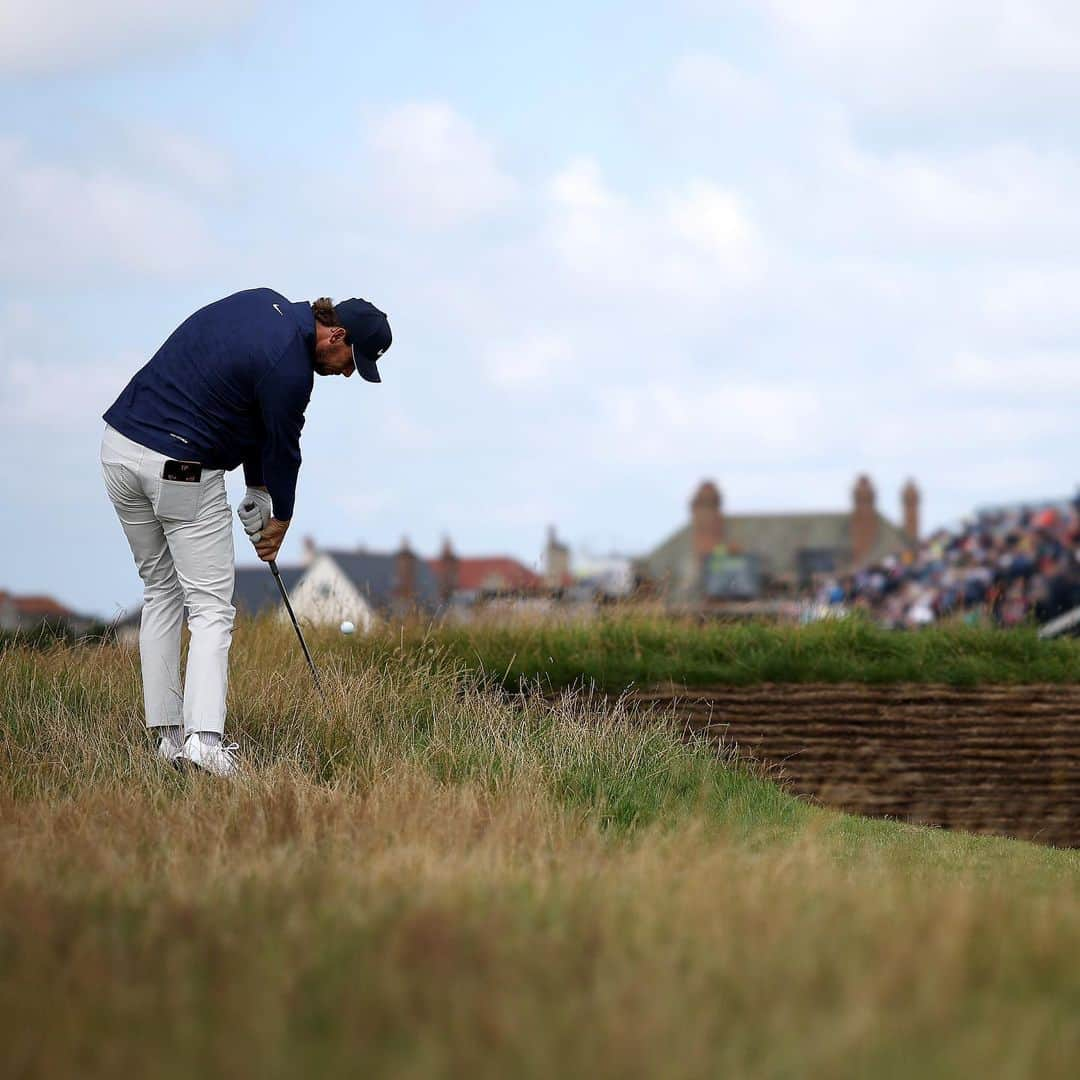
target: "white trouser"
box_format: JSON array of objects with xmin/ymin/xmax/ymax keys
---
[{"xmin": 100, "ymin": 424, "xmax": 235, "ymax": 735}]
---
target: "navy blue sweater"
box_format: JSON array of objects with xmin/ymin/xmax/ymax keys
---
[{"xmin": 103, "ymin": 289, "xmax": 315, "ymax": 521}]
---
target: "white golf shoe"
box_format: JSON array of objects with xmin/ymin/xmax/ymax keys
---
[
  {"xmin": 180, "ymin": 732, "xmax": 241, "ymax": 778},
  {"xmin": 155, "ymin": 729, "xmax": 184, "ymax": 765}
]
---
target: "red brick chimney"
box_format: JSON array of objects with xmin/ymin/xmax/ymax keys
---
[
  {"xmin": 901, "ymin": 480, "xmax": 920, "ymax": 544},
  {"xmin": 433, "ymin": 536, "xmax": 459, "ymax": 604},
  {"xmin": 851, "ymin": 475, "xmax": 878, "ymax": 567},
  {"xmin": 394, "ymin": 536, "xmax": 417, "ymax": 611},
  {"xmin": 691, "ymin": 481, "xmax": 724, "ymax": 559}
]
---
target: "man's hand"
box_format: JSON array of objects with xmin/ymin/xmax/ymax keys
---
[
  {"xmin": 238, "ymin": 487, "xmax": 273, "ymax": 541},
  {"xmin": 254, "ymin": 517, "xmax": 290, "ymax": 562}
]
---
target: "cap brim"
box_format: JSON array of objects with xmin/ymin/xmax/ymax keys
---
[{"xmin": 352, "ymin": 346, "xmax": 381, "ymax": 383}]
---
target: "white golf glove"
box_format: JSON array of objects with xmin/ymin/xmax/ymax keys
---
[{"xmin": 237, "ymin": 487, "xmax": 273, "ymax": 543}]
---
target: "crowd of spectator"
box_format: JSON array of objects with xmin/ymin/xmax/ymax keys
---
[{"xmin": 814, "ymin": 498, "xmax": 1080, "ymax": 630}]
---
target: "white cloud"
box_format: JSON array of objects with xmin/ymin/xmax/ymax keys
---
[
  {"xmin": 484, "ymin": 334, "xmax": 574, "ymax": 389},
  {"xmin": 758, "ymin": 0, "xmax": 1080, "ymax": 108},
  {"xmin": 667, "ymin": 48, "xmax": 1080, "ymax": 258},
  {"xmin": 0, "ymin": 0, "xmax": 259, "ymax": 76},
  {"xmin": 877, "ymin": 147, "xmax": 1080, "ymax": 241},
  {"xmin": 0, "ymin": 139, "xmax": 217, "ymax": 280},
  {"xmin": 943, "ymin": 351, "xmax": 1080, "ymax": 396},
  {"xmin": 858, "ymin": 399, "xmax": 1076, "ymax": 457},
  {"xmin": 546, "ymin": 158, "xmax": 765, "ymax": 303},
  {"xmin": 549, "ymin": 158, "xmax": 611, "ymax": 210},
  {"xmin": 665, "ymin": 181, "xmax": 761, "ymax": 262},
  {"xmin": 591, "ymin": 380, "xmax": 824, "ymax": 467},
  {"xmin": 1, "ymin": 355, "xmax": 138, "ymax": 430},
  {"xmin": 379, "ymin": 406, "xmax": 437, "ymax": 451},
  {"xmin": 334, "ymin": 491, "xmax": 393, "ymax": 520},
  {"xmin": 367, "ymin": 103, "xmax": 518, "ymax": 228},
  {"xmin": 979, "ymin": 268, "xmax": 1080, "ymax": 336},
  {"xmin": 137, "ymin": 131, "xmax": 235, "ymax": 194},
  {"xmin": 792, "ymin": 130, "xmax": 1080, "ymax": 257},
  {"xmin": 669, "ymin": 53, "xmax": 771, "ymax": 113},
  {"xmin": 0, "ymin": 300, "xmax": 137, "ymax": 432}
]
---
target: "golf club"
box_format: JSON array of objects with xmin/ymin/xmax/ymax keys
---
[{"xmin": 268, "ymin": 558, "xmax": 327, "ymax": 705}]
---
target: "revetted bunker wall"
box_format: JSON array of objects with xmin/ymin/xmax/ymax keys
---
[{"xmin": 628, "ymin": 684, "xmax": 1080, "ymax": 848}]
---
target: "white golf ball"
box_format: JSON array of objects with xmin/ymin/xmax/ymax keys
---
[{"xmin": 340, "ymin": 620, "xmax": 355, "ymax": 635}]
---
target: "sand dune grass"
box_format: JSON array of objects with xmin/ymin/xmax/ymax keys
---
[{"xmin": 2, "ymin": 621, "xmax": 1080, "ymax": 1078}]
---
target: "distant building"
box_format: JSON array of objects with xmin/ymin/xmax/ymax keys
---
[
  {"xmin": 264, "ymin": 539, "xmax": 440, "ymax": 628},
  {"xmin": 232, "ymin": 564, "xmax": 306, "ymax": 617},
  {"xmin": 428, "ymin": 538, "xmax": 544, "ymax": 604},
  {"xmin": 543, "ymin": 526, "xmax": 572, "ymax": 590},
  {"xmin": 120, "ymin": 540, "xmax": 440, "ymax": 638},
  {"xmin": 571, "ymin": 551, "xmax": 635, "ymax": 598},
  {"xmin": 0, "ymin": 592, "xmax": 17, "ymax": 630},
  {"xmin": 638, "ymin": 476, "xmax": 918, "ymax": 603},
  {"xmin": 0, "ymin": 589, "xmax": 90, "ymax": 632}
]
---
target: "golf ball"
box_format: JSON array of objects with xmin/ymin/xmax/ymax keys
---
[{"xmin": 340, "ymin": 620, "xmax": 356, "ymax": 635}]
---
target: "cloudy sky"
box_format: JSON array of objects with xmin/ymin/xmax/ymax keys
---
[{"xmin": 4, "ymin": 0, "xmax": 1080, "ymax": 618}]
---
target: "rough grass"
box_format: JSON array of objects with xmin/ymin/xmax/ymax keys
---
[{"xmin": 3, "ymin": 619, "xmax": 1080, "ymax": 1078}]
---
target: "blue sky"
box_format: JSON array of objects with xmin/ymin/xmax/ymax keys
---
[{"xmin": 5, "ymin": 0, "xmax": 1080, "ymax": 618}]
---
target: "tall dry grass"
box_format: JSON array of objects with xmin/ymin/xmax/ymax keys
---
[{"xmin": 2, "ymin": 620, "xmax": 1080, "ymax": 1078}]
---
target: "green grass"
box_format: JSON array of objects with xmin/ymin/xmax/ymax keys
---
[
  {"xmin": 3, "ymin": 620, "xmax": 1080, "ymax": 1077},
  {"xmin": 315, "ymin": 612, "xmax": 1080, "ymax": 691}
]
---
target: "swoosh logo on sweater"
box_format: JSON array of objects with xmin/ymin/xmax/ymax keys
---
[{"xmin": 273, "ymin": 303, "xmax": 284, "ymax": 316}]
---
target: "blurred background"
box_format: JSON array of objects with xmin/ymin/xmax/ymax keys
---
[{"xmin": 4, "ymin": 0, "xmax": 1080, "ymax": 624}]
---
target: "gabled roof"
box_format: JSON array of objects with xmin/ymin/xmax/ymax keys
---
[
  {"xmin": 233, "ymin": 564, "xmax": 304, "ymax": 616},
  {"xmin": 322, "ymin": 550, "xmax": 440, "ymax": 612},
  {"xmin": 427, "ymin": 556, "xmax": 543, "ymax": 593}
]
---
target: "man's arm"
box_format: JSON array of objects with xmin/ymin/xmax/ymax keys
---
[
  {"xmin": 248, "ymin": 351, "xmax": 311, "ymax": 561},
  {"xmin": 254, "ymin": 353, "xmax": 311, "ymax": 523},
  {"xmin": 242, "ymin": 455, "xmax": 265, "ymax": 489}
]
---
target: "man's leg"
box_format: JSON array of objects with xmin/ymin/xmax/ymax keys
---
[
  {"xmin": 158, "ymin": 468, "xmax": 236, "ymax": 737},
  {"xmin": 100, "ymin": 432, "xmax": 185, "ymax": 734},
  {"xmin": 137, "ymin": 550, "xmax": 186, "ymax": 734}
]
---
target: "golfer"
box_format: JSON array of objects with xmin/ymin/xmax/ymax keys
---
[{"xmin": 100, "ymin": 289, "xmax": 392, "ymax": 776}]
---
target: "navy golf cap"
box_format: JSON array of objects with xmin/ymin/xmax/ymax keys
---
[{"xmin": 336, "ymin": 298, "xmax": 392, "ymax": 383}]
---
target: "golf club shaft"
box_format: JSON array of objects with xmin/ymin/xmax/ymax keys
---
[{"xmin": 269, "ymin": 558, "xmax": 326, "ymax": 701}]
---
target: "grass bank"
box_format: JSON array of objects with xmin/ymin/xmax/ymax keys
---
[
  {"xmin": 325, "ymin": 613, "xmax": 1080, "ymax": 691},
  {"xmin": 3, "ymin": 622, "xmax": 1080, "ymax": 1077}
]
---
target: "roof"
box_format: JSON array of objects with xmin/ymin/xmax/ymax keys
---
[
  {"xmin": 323, "ymin": 550, "xmax": 440, "ymax": 612},
  {"xmin": 641, "ymin": 511, "xmax": 911, "ymax": 596},
  {"xmin": 11, "ymin": 595, "xmax": 75, "ymax": 617},
  {"xmin": 233, "ymin": 564, "xmax": 304, "ymax": 616},
  {"xmin": 427, "ymin": 556, "xmax": 544, "ymax": 593}
]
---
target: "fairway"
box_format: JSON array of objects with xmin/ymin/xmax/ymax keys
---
[{"xmin": 3, "ymin": 619, "xmax": 1080, "ymax": 1077}]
